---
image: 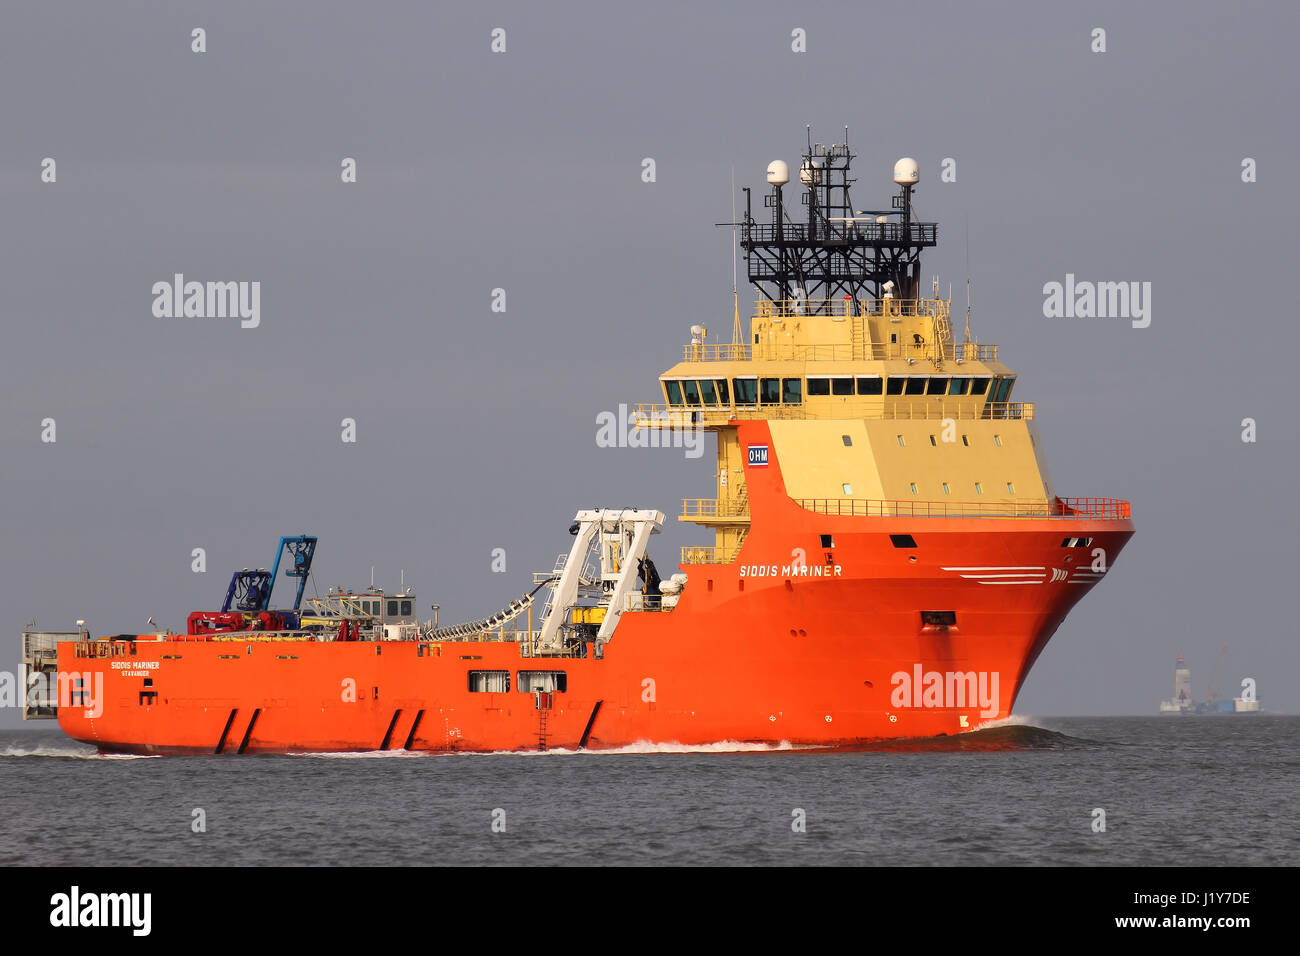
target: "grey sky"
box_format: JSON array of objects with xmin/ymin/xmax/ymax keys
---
[{"xmin": 2, "ymin": 0, "xmax": 1297, "ymax": 728}]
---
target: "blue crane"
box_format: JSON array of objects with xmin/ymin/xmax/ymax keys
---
[{"xmin": 221, "ymin": 535, "xmax": 318, "ymax": 613}]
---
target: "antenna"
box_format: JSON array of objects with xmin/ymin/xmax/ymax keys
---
[
  {"xmin": 963, "ymin": 215, "xmax": 972, "ymax": 345},
  {"xmin": 731, "ymin": 166, "xmax": 741, "ymax": 349}
]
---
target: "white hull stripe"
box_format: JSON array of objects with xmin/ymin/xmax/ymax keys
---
[{"xmin": 942, "ymin": 566, "xmax": 1044, "ymax": 571}]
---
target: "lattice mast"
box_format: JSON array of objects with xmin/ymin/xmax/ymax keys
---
[{"xmin": 738, "ymin": 127, "xmax": 938, "ymax": 311}]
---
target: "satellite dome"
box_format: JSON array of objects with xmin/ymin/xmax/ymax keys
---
[
  {"xmin": 766, "ymin": 160, "xmax": 790, "ymax": 186},
  {"xmin": 893, "ymin": 157, "xmax": 920, "ymax": 185}
]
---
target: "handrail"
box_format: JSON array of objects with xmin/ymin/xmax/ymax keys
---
[
  {"xmin": 744, "ymin": 221, "xmax": 937, "ymax": 246},
  {"xmin": 681, "ymin": 545, "xmax": 741, "ymax": 565},
  {"xmin": 755, "ymin": 297, "xmax": 950, "ymax": 319},
  {"xmin": 632, "ymin": 401, "xmax": 1031, "ymax": 425},
  {"xmin": 681, "ymin": 341, "xmax": 999, "ymax": 362},
  {"xmin": 795, "ymin": 496, "xmax": 1131, "ymax": 520},
  {"xmin": 680, "ymin": 498, "xmax": 750, "ymax": 519},
  {"xmin": 889, "ymin": 401, "xmax": 1033, "ymax": 421},
  {"xmin": 633, "ymin": 404, "xmax": 806, "ymax": 426}
]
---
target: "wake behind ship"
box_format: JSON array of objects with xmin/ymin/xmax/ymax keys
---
[{"xmin": 28, "ymin": 132, "xmax": 1133, "ymax": 753}]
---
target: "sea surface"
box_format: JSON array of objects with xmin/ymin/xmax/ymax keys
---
[{"xmin": 1, "ymin": 716, "xmax": 1295, "ymax": 866}]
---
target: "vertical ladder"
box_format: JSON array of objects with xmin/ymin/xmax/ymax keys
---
[
  {"xmin": 535, "ymin": 690, "xmax": 552, "ymax": 751},
  {"xmin": 850, "ymin": 312, "xmax": 867, "ymax": 360}
]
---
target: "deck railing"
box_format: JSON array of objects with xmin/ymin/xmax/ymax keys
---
[
  {"xmin": 680, "ymin": 498, "xmax": 750, "ymax": 520},
  {"xmin": 892, "ymin": 401, "xmax": 1033, "ymax": 421},
  {"xmin": 683, "ymin": 342, "xmax": 1000, "ymax": 362},
  {"xmin": 681, "ymin": 545, "xmax": 742, "ymax": 565},
  {"xmin": 795, "ymin": 496, "xmax": 1131, "ymax": 520},
  {"xmin": 632, "ymin": 401, "xmax": 1031, "ymax": 426},
  {"xmin": 755, "ymin": 296, "xmax": 950, "ymax": 319}
]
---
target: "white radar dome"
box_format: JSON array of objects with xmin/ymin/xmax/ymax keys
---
[
  {"xmin": 893, "ymin": 157, "xmax": 919, "ymax": 185},
  {"xmin": 766, "ymin": 160, "xmax": 790, "ymax": 186},
  {"xmin": 799, "ymin": 158, "xmax": 823, "ymax": 186}
]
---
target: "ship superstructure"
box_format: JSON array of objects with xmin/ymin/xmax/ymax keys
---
[{"xmin": 33, "ymin": 133, "xmax": 1133, "ymax": 754}]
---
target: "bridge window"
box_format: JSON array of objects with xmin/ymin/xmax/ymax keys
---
[
  {"xmin": 807, "ymin": 377, "xmax": 831, "ymax": 396},
  {"xmin": 857, "ymin": 376, "xmax": 882, "ymax": 395},
  {"xmin": 948, "ymin": 378, "xmax": 969, "ymax": 395},
  {"xmin": 831, "ymin": 377, "xmax": 854, "ymax": 396},
  {"xmin": 664, "ymin": 380, "xmax": 683, "ymax": 405},
  {"xmin": 401, "ymin": 600, "xmax": 412, "ymax": 616},
  {"xmin": 733, "ymin": 377, "xmax": 758, "ymax": 405},
  {"xmin": 782, "ymin": 378, "xmax": 802, "ymax": 404},
  {"xmin": 468, "ymin": 670, "xmax": 510, "ymax": 693},
  {"xmin": 995, "ymin": 378, "xmax": 1015, "ymax": 403},
  {"xmin": 682, "ymin": 380, "xmax": 702, "ymax": 405},
  {"xmin": 387, "ymin": 600, "xmax": 398, "ymax": 616},
  {"xmin": 905, "ymin": 377, "xmax": 927, "ymax": 395},
  {"xmin": 714, "ymin": 379, "xmax": 729, "ymax": 403},
  {"xmin": 886, "ymin": 376, "xmax": 906, "ymax": 395},
  {"xmin": 698, "ymin": 379, "xmax": 718, "ymax": 404},
  {"xmin": 517, "ymin": 671, "xmax": 567, "ymax": 693},
  {"xmin": 761, "ymin": 378, "xmax": 781, "ymax": 404},
  {"xmin": 971, "ymin": 377, "xmax": 990, "ymax": 395},
  {"xmin": 927, "ymin": 377, "xmax": 948, "ymax": 395}
]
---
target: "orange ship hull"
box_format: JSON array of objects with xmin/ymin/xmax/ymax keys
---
[{"xmin": 56, "ymin": 422, "xmax": 1132, "ymax": 754}]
